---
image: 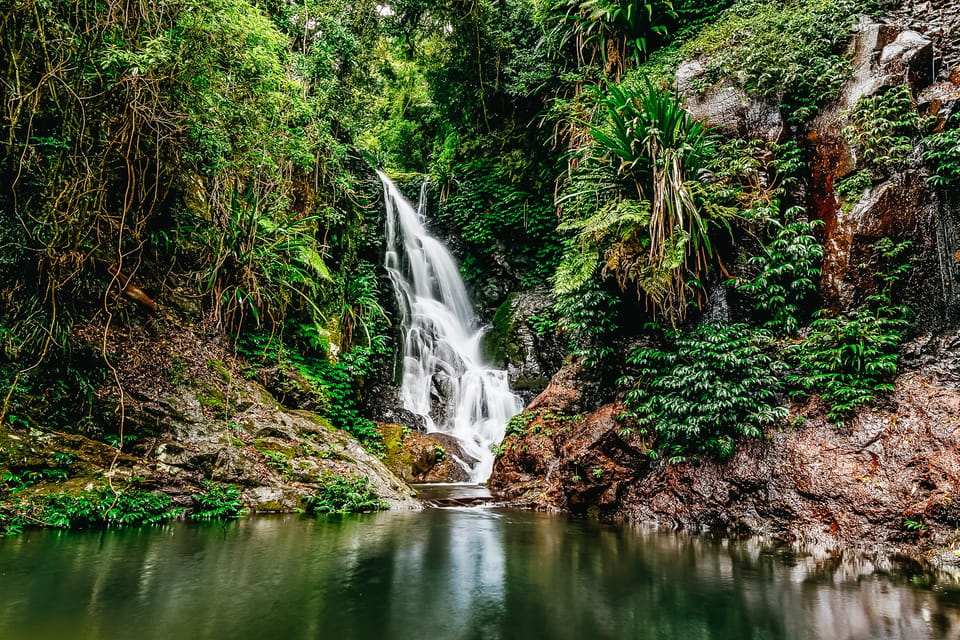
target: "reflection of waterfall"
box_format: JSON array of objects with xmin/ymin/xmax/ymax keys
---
[{"xmin": 380, "ymin": 172, "xmax": 522, "ymax": 482}]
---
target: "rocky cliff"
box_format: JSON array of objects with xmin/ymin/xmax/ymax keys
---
[{"xmin": 490, "ymin": 4, "xmax": 960, "ymax": 558}]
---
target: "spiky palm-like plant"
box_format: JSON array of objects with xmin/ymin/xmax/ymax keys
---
[{"xmin": 560, "ymin": 78, "xmax": 721, "ymax": 320}]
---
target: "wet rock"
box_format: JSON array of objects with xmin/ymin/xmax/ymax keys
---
[
  {"xmin": 900, "ymin": 329, "xmax": 960, "ymax": 386},
  {"xmin": 362, "ymin": 382, "xmax": 423, "ymax": 428},
  {"xmin": 675, "ymin": 60, "xmax": 784, "ymax": 141},
  {"xmin": 844, "ymin": 20, "xmax": 933, "ymax": 110},
  {"xmin": 488, "ymin": 289, "xmax": 566, "ymax": 402},
  {"xmin": 918, "ymin": 80, "xmax": 960, "ymax": 123},
  {"xmin": 377, "ymin": 423, "xmax": 473, "ymax": 483},
  {"xmin": 816, "ymin": 168, "xmax": 960, "ymax": 328},
  {"xmin": 490, "ymin": 363, "xmax": 960, "ymax": 552}
]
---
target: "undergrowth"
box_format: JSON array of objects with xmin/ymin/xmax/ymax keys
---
[
  {"xmin": 621, "ymin": 323, "xmax": 787, "ymax": 461},
  {"xmin": 305, "ymin": 473, "xmax": 386, "ymax": 514}
]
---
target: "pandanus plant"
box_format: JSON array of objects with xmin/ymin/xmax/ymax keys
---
[{"xmin": 558, "ymin": 78, "xmax": 722, "ymax": 321}]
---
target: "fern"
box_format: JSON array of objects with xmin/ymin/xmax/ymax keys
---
[{"xmin": 621, "ymin": 322, "xmax": 787, "ymax": 460}]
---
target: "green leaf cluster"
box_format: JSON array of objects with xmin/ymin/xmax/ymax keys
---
[
  {"xmin": 3, "ymin": 487, "xmax": 185, "ymax": 533},
  {"xmin": 190, "ymin": 479, "xmax": 247, "ymax": 520},
  {"xmin": 922, "ymin": 116, "xmax": 960, "ymax": 186},
  {"xmin": 556, "ymin": 79, "xmax": 724, "ymax": 323},
  {"xmin": 622, "ymin": 323, "xmax": 787, "ymax": 461},
  {"xmin": 787, "ymin": 239, "xmax": 912, "ymax": 424},
  {"xmin": 305, "ymin": 473, "xmax": 386, "ymax": 514},
  {"xmin": 740, "ymin": 216, "xmax": 824, "ymax": 335},
  {"xmin": 841, "ymin": 85, "xmax": 924, "ymax": 174}
]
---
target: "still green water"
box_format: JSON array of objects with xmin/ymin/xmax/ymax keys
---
[{"xmin": 1, "ymin": 488, "xmax": 958, "ymax": 640}]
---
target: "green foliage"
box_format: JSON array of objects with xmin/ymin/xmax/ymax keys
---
[
  {"xmin": 922, "ymin": 116, "xmax": 960, "ymax": 186},
  {"xmin": 505, "ymin": 411, "xmax": 538, "ymax": 437},
  {"xmin": 670, "ymin": 0, "xmax": 875, "ymax": 120},
  {"xmin": 787, "ymin": 239, "xmax": 912, "ymax": 424},
  {"xmin": 561, "ymin": 0, "xmax": 677, "ymax": 70},
  {"xmin": 558, "ymin": 78, "xmax": 725, "ymax": 321},
  {"xmin": 841, "ymin": 85, "xmax": 923, "ymax": 173},
  {"xmin": 740, "ymin": 215, "xmax": 824, "ymax": 335},
  {"xmin": 305, "ymin": 473, "xmax": 386, "ymax": 514},
  {"xmin": 179, "ymin": 187, "xmax": 331, "ymax": 335},
  {"xmin": 190, "ymin": 480, "xmax": 247, "ymax": 520},
  {"xmin": 2, "ymin": 487, "xmax": 184, "ymax": 533},
  {"xmin": 554, "ymin": 278, "xmax": 621, "ymax": 368},
  {"xmin": 621, "ymin": 323, "xmax": 787, "ymax": 460},
  {"xmin": 435, "ymin": 157, "xmax": 562, "ymax": 288},
  {"xmin": 260, "ymin": 449, "xmax": 293, "ymax": 474},
  {"xmin": 0, "ymin": 356, "xmax": 110, "ymax": 437},
  {"xmin": 834, "ymin": 169, "xmax": 873, "ymax": 203}
]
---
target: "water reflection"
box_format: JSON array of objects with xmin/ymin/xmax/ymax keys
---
[{"xmin": 0, "ymin": 506, "xmax": 958, "ymax": 639}]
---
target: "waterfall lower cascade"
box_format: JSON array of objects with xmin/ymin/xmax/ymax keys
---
[{"xmin": 380, "ymin": 172, "xmax": 522, "ymax": 482}]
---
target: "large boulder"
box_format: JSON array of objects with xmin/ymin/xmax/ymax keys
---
[
  {"xmin": 377, "ymin": 423, "xmax": 474, "ymax": 483},
  {"xmin": 676, "ymin": 59, "xmax": 784, "ymax": 141}
]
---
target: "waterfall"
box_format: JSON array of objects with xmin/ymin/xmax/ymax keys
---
[{"xmin": 380, "ymin": 172, "xmax": 522, "ymax": 482}]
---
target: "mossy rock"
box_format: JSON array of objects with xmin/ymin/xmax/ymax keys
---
[
  {"xmin": 252, "ymin": 438, "xmax": 297, "ymax": 459},
  {"xmin": 195, "ymin": 381, "xmax": 228, "ymax": 410}
]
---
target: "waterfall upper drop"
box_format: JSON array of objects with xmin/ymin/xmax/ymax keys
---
[{"xmin": 380, "ymin": 171, "xmax": 522, "ymax": 482}]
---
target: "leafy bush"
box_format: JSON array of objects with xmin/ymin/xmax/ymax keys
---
[
  {"xmin": 435, "ymin": 156, "xmax": 562, "ymax": 288},
  {"xmin": 787, "ymin": 238, "xmax": 912, "ymax": 423},
  {"xmin": 557, "ymin": 78, "xmax": 725, "ymax": 321},
  {"xmin": 922, "ymin": 116, "xmax": 960, "ymax": 186},
  {"xmin": 554, "ymin": 277, "xmax": 621, "ymax": 369},
  {"xmin": 841, "ymin": 85, "xmax": 923, "ymax": 174},
  {"xmin": 190, "ymin": 480, "xmax": 247, "ymax": 520},
  {"xmin": 621, "ymin": 322, "xmax": 787, "ymax": 460},
  {"xmin": 560, "ymin": 0, "xmax": 677, "ymax": 70},
  {"xmin": 305, "ymin": 473, "xmax": 386, "ymax": 514},
  {"xmin": 740, "ymin": 215, "xmax": 824, "ymax": 335},
  {"xmin": 834, "ymin": 169, "xmax": 873, "ymax": 203},
  {"xmin": 3, "ymin": 487, "xmax": 184, "ymax": 532}
]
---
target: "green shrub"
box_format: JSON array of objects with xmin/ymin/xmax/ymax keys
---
[
  {"xmin": 560, "ymin": 0, "xmax": 677, "ymax": 69},
  {"xmin": 841, "ymin": 85, "xmax": 923, "ymax": 174},
  {"xmin": 2, "ymin": 487, "xmax": 185, "ymax": 533},
  {"xmin": 557, "ymin": 78, "xmax": 725, "ymax": 321},
  {"xmin": 305, "ymin": 473, "xmax": 386, "ymax": 514},
  {"xmin": 739, "ymin": 215, "xmax": 824, "ymax": 335},
  {"xmin": 237, "ymin": 331, "xmax": 385, "ymax": 453},
  {"xmin": 435, "ymin": 156, "xmax": 562, "ymax": 288},
  {"xmin": 834, "ymin": 169, "xmax": 873, "ymax": 204},
  {"xmin": 922, "ymin": 117, "xmax": 960, "ymax": 186},
  {"xmin": 554, "ymin": 277, "xmax": 620, "ymax": 369},
  {"xmin": 787, "ymin": 238, "xmax": 912, "ymax": 423},
  {"xmin": 190, "ymin": 480, "xmax": 247, "ymax": 520},
  {"xmin": 621, "ymin": 322, "xmax": 787, "ymax": 460}
]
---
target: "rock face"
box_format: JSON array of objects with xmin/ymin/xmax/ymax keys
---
[
  {"xmin": 489, "ymin": 348, "xmax": 960, "ymax": 552},
  {"xmin": 676, "ymin": 59, "xmax": 784, "ymax": 141},
  {"xmin": 488, "ymin": 288, "xmax": 566, "ymax": 403},
  {"xmin": 803, "ymin": 18, "xmax": 960, "ymax": 328}
]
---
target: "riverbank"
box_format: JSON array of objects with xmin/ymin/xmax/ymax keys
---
[{"xmin": 488, "ymin": 332, "xmax": 960, "ymax": 567}]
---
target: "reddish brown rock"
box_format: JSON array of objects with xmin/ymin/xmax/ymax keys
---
[{"xmin": 489, "ymin": 362, "xmax": 960, "ymax": 553}]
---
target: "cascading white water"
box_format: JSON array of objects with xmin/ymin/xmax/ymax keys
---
[{"xmin": 380, "ymin": 171, "xmax": 522, "ymax": 482}]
